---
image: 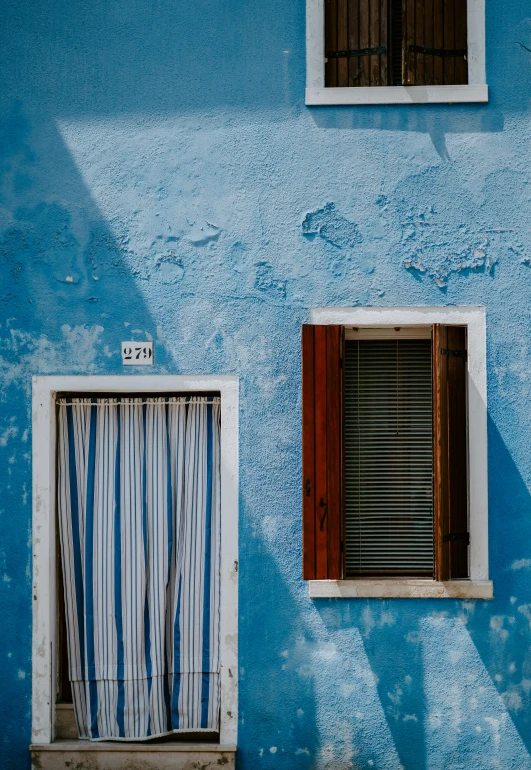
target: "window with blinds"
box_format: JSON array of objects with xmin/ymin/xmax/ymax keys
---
[
  {"xmin": 324, "ymin": 0, "xmax": 468, "ymax": 87},
  {"xmin": 302, "ymin": 323, "xmax": 469, "ymax": 582},
  {"xmin": 344, "ymin": 338, "xmax": 434, "ymax": 576}
]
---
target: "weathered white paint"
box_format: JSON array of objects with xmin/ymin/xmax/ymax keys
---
[
  {"xmin": 305, "ymin": 85, "xmax": 489, "ymax": 106},
  {"xmin": 306, "ymin": 0, "xmax": 324, "ymax": 89},
  {"xmin": 306, "ymin": 0, "xmax": 486, "ymax": 104},
  {"xmin": 311, "ymin": 306, "xmax": 489, "ymax": 585},
  {"xmin": 309, "ymin": 579, "xmax": 493, "ymax": 599},
  {"xmin": 32, "ymin": 375, "xmax": 239, "ymax": 747},
  {"xmin": 467, "ymin": 0, "xmax": 486, "ymax": 84}
]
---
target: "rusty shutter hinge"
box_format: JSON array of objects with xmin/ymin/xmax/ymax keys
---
[
  {"xmin": 409, "ymin": 45, "xmax": 467, "ymax": 58},
  {"xmin": 326, "ymin": 45, "xmax": 386, "ymax": 59}
]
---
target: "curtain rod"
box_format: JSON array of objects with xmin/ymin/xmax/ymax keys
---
[{"xmin": 57, "ymin": 396, "xmax": 221, "ymax": 406}]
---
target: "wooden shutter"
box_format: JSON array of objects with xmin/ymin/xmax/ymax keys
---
[
  {"xmin": 302, "ymin": 325, "xmax": 344, "ymax": 580},
  {"xmin": 325, "ymin": 0, "xmax": 389, "ymax": 87},
  {"xmin": 404, "ymin": 0, "xmax": 468, "ymax": 86},
  {"xmin": 433, "ymin": 325, "xmax": 469, "ymax": 581}
]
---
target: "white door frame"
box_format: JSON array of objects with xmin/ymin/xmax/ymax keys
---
[{"xmin": 31, "ymin": 375, "xmax": 239, "ymax": 746}]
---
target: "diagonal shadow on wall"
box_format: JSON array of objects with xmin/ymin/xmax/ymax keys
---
[
  {"xmin": 309, "ymin": 410, "xmax": 531, "ymax": 770},
  {"xmin": 0, "ymin": 101, "xmax": 171, "ymax": 769}
]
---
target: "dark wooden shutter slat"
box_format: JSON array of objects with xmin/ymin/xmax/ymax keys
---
[
  {"xmin": 314, "ymin": 326, "xmax": 329, "ymax": 578},
  {"xmin": 380, "ymin": 0, "xmax": 388, "ymax": 84},
  {"xmin": 415, "ymin": 0, "xmax": 425, "ymax": 84},
  {"xmin": 337, "ymin": 0, "xmax": 350, "ymax": 85},
  {"xmin": 433, "ymin": 325, "xmax": 469, "ymax": 581},
  {"xmin": 302, "ymin": 325, "xmax": 343, "ymax": 580},
  {"xmin": 360, "ymin": 0, "xmax": 370, "ymax": 85},
  {"xmin": 443, "ymin": 0, "xmax": 456, "ymax": 84},
  {"xmin": 433, "ymin": 0, "xmax": 444, "ymax": 84},
  {"xmin": 424, "ymin": 0, "xmax": 433, "ymax": 84},
  {"xmin": 369, "ymin": 0, "xmax": 379, "ymax": 85},
  {"xmin": 326, "ymin": 326, "xmax": 343, "ymax": 578},
  {"xmin": 302, "ymin": 327, "xmax": 316, "ymax": 580},
  {"xmin": 348, "ymin": 0, "xmax": 361, "ymax": 85},
  {"xmin": 404, "ymin": 0, "xmax": 416, "ymax": 84},
  {"xmin": 389, "ymin": 0, "xmax": 403, "ymax": 84},
  {"xmin": 325, "ymin": 0, "xmax": 339, "ymax": 86},
  {"xmin": 433, "ymin": 324, "xmax": 449, "ymax": 580},
  {"xmin": 454, "ymin": 0, "xmax": 468, "ymax": 84},
  {"xmin": 447, "ymin": 326, "xmax": 468, "ymax": 577}
]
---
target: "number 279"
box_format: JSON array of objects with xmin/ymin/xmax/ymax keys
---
[{"xmin": 123, "ymin": 346, "xmax": 152, "ymax": 360}]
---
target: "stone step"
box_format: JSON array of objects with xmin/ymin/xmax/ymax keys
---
[{"xmin": 31, "ymin": 740, "xmax": 236, "ymax": 770}]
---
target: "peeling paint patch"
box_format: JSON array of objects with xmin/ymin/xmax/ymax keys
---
[
  {"xmin": 387, "ymin": 167, "xmax": 531, "ymax": 287},
  {"xmin": 254, "ymin": 262, "xmax": 286, "ymax": 299},
  {"xmin": 302, "ymin": 203, "xmax": 362, "ymax": 249},
  {"xmin": 490, "ymin": 616, "xmax": 509, "ymax": 641},
  {"xmin": 502, "ymin": 689, "xmax": 523, "ymax": 712},
  {"xmin": 187, "ymin": 221, "xmax": 221, "ymax": 246},
  {"xmin": 510, "ymin": 558, "xmax": 531, "ymax": 570},
  {"xmin": 403, "ymin": 237, "xmax": 497, "ymax": 288},
  {"xmin": 154, "ymin": 250, "xmax": 185, "ymax": 283},
  {"xmin": 229, "ymin": 241, "xmax": 249, "ymax": 273},
  {"xmin": 518, "ymin": 604, "xmax": 531, "ymax": 631},
  {"xmin": 0, "ymin": 422, "xmax": 18, "ymax": 446},
  {"xmin": 0, "ymin": 325, "xmax": 105, "ymax": 395}
]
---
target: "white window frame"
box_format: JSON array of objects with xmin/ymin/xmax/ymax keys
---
[
  {"xmin": 308, "ymin": 306, "xmax": 493, "ymax": 599},
  {"xmin": 31, "ymin": 375, "xmax": 239, "ymax": 747},
  {"xmin": 306, "ymin": 0, "xmax": 487, "ymax": 105}
]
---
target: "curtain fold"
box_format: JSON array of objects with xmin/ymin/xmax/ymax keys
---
[{"xmin": 57, "ymin": 396, "xmax": 221, "ymax": 741}]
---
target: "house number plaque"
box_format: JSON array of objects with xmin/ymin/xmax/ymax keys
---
[{"xmin": 121, "ymin": 341, "xmax": 154, "ymax": 365}]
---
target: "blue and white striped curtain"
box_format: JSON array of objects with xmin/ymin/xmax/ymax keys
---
[{"xmin": 57, "ymin": 396, "xmax": 221, "ymax": 741}]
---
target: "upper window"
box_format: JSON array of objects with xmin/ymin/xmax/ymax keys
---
[
  {"xmin": 306, "ymin": 0, "xmax": 487, "ymax": 104},
  {"xmin": 302, "ymin": 324, "xmax": 469, "ymax": 582},
  {"xmin": 325, "ymin": 0, "xmax": 467, "ymax": 88}
]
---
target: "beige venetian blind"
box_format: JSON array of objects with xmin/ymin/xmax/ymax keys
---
[{"xmin": 344, "ymin": 337, "xmax": 434, "ymax": 576}]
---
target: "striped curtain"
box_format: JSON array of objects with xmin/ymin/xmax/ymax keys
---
[{"xmin": 57, "ymin": 396, "xmax": 221, "ymax": 741}]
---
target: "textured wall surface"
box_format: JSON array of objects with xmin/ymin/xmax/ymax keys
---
[{"xmin": 2, "ymin": 0, "xmax": 531, "ymax": 768}]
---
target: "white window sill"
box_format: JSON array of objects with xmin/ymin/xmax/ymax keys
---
[
  {"xmin": 305, "ymin": 84, "xmax": 488, "ymax": 106},
  {"xmin": 309, "ymin": 579, "xmax": 493, "ymax": 599}
]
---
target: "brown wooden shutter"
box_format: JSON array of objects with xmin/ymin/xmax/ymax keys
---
[
  {"xmin": 325, "ymin": 0, "xmax": 389, "ymax": 87},
  {"xmin": 302, "ymin": 325, "xmax": 344, "ymax": 580},
  {"xmin": 433, "ymin": 325, "xmax": 469, "ymax": 581},
  {"xmin": 404, "ymin": 0, "xmax": 468, "ymax": 86}
]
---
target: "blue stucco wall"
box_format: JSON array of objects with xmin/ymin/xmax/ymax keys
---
[{"xmin": 2, "ymin": 1, "xmax": 531, "ymax": 767}]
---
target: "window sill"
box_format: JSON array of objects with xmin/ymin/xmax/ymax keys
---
[
  {"xmin": 30, "ymin": 740, "xmax": 237, "ymax": 770},
  {"xmin": 305, "ymin": 84, "xmax": 488, "ymax": 106},
  {"xmin": 308, "ymin": 579, "xmax": 493, "ymax": 599}
]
